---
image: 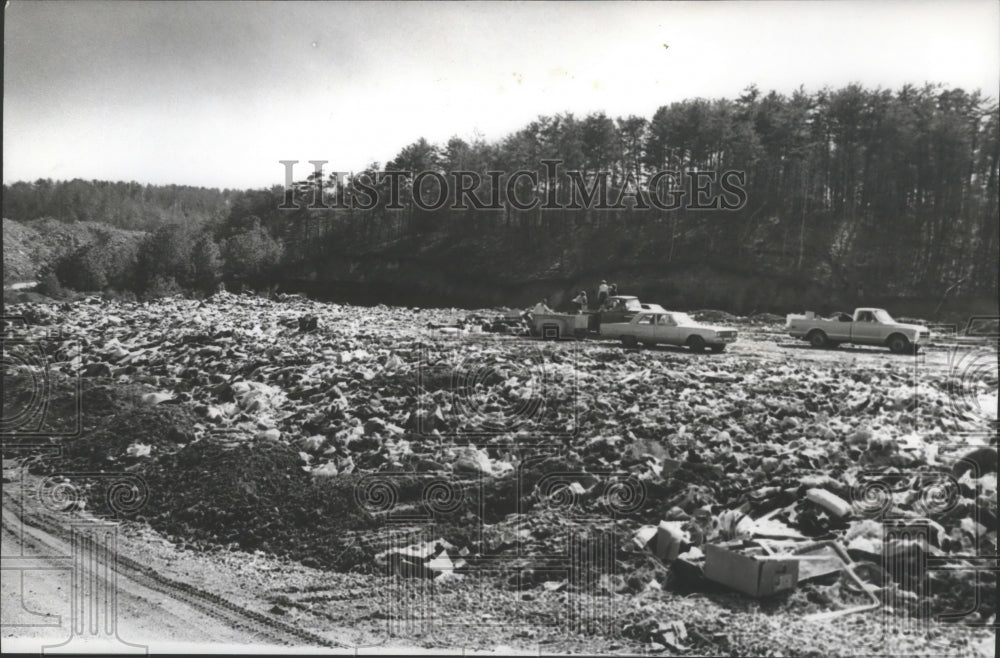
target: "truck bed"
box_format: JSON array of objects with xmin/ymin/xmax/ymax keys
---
[{"xmin": 786, "ymin": 313, "xmax": 853, "ymax": 340}]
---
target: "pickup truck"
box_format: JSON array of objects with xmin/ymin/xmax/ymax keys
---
[
  {"xmin": 532, "ymin": 295, "xmax": 659, "ymax": 339},
  {"xmin": 531, "ymin": 311, "xmax": 590, "ymax": 339},
  {"xmin": 601, "ymin": 310, "xmax": 738, "ymax": 352},
  {"xmin": 586, "ymin": 295, "xmax": 646, "ymax": 331},
  {"xmin": 786, "ymin": 307, "xmax": 930, "ymax": 353}
]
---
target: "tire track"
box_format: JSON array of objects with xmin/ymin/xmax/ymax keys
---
[{"xmin": 1, "ymin": 503, "xmax": 347, "ymax": 649}]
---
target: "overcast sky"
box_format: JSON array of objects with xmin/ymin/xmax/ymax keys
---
[{"xmin": 4, "ymin": 0, "xmax": 999, "ymax": 190}]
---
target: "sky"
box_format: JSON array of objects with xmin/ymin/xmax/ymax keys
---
[{"xmin": 4, "ymin": 0, "xmax": 999, "ymax": 190}]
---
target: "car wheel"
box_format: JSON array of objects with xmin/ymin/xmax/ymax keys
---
[
  {"xmin": 687, "ymin": 335, "xmax": 706, "ymax": 353},
  {"xmin": 622, "ymin": 335, "xmax": 638, "ymax": 348},
  {"xmin": 887, "ymin": 334, "xmax": 910, "ymax": 354},
  {"xmin": 808, "ymin": 330, "xmax": 828, "ymax": 349}
]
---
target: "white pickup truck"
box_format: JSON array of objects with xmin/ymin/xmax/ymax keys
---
[{"xmin": 786, "ymin": 307, "xmax": 930, "ymax": 353}]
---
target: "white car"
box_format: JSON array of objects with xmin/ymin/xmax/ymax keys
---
[{"xmin": 601, "ymin": 311, "xmax": 738, "ymax": 352}]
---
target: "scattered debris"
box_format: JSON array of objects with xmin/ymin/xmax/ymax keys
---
[
  {"xmin": 5, "ymin": 294, "xmax": 995, "ymax": 625},
  {"xmin": 376, "ymin": 538, "xmax": 469, "ymax": 580}
]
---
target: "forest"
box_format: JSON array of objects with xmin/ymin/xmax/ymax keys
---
[{"xmin": 4, "ymin": 83, "xmax": 998, "ymax": 315}]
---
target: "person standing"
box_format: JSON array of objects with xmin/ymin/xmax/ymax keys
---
[
  {"xmin": 571, "ymin": 290, "xmax": 588, "ymax": 313},
  {"xmin": 597, "ymin": 280, "xmax": 609, "ymax": 308},
  {"xmin": 609, "ymin": 283, "xmax": 618, "ymax": 297},
  {"xmin": 532, "ymin": 298, "xmax": 553, "ymax": 314}
]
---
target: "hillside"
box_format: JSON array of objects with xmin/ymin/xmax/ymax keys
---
[
  {"xmin": 2, "ymin": 217, "xmax": 147, "ymax": 285},
  {"xmin": 287, "ymin": 211, "xmax": 998, "ymax": 322}
]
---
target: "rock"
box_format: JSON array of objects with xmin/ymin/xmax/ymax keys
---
[
  {"xmin": 453, "ymin": 447, "xmax": 493, "ymax": 474},
  {"xmin": 198, "ymin": 345, "xmax": 224, "ymax": 357},
  {"xmin": 598, "ymin": 573, "xmax": 628, "ymax": 595},
  {"xmin": 125, "ymin": 443, "xmax": 152, "ymax": 458},
  {"xmin": 309, "ymin": 462, "xmax": 338, "ymax": 478},
  {"xmin": 297, "ymin": 435, "xmax": 326, "ymax": 452},
  {"xmin": 142, "ymin": 391, "xmax": 175, "ymax": 405},
  {"xmin": 256, "ymin": 428, "xmax": 281, "ymax": 441},
  {"xmin": 83, "ymin": 362, "xmax": 112, "ymax": 377}
]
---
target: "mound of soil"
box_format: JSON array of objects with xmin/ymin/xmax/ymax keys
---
[
  {"xmin": 57, "ymin": 404, "xmax": 197, "ymax": 468},
  {"xmin": 2, "ymin": 217, "xmax": 146, "ymax": 285},
  {"xmin": 135, "ymin": 438, "xmax": 391, "ymax": 570}
]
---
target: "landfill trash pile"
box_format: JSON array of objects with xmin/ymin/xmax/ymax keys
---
[{"xmin": 3, "ymin": 293, "xmax": 996, "ymax": 625}]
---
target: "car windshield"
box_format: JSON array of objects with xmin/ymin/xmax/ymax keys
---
[
  {"xmin": 624, "ymin": 299, "xmax": 642, "ymax": 311},
  {"xmin": 671, "ymin": 313, "xmax": 694, "ymax": 325},
  {"xmin": 873, "ymin": 309, "xmax": 894, "ymax": 323}
]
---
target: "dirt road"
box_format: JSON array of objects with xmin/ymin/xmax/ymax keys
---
[{"xmin": 1, "ymin": 481, "xmax": 337, "ymax": 653}]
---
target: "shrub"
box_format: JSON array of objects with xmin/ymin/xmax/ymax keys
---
[
  {"xmin": 142, "ymin": 275, "xmax": 183, "ymax": 300},
  {"xmin": 36, "ymin": 270, "xmax": 66, "ymax": 298},
  {"xmin": 222, "ymin": 220, "xmax": 283, "ymax": 288},
  {"xmin": 136, "ymin": 223, "xmax": 223, "ymax": 294},
  {"xmin": 55, "ymin": 239, "xmax": 140, "ymax": 292},
  {"xmin": 190, "ymin": 234, "xmax": 223, "ymax": 293}
]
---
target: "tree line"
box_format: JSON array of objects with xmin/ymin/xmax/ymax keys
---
[
  {"xmin": 7, "ymin": 83, "xmax": 998, "ymax": 306},
  {"xmin": 2, "ymin": 179, "xmax": 235, "ymax": 231},
  {"xmin": 274, "ymin": 83, "xmax": 998, "ymax": 303}
]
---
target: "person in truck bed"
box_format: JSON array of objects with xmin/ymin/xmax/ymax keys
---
[
  {"xmin": 597, "ymin": 280, "xmax": 609, "ymax": 307},
  {"xmin": 532, "ymin": 298, "xmax": 553, "ymax": 314},
  {"xmin": 606, "ymin": 297, "xmax": 626, "ymax": 312},
  {"xmin": 571, "ymin": 290, "xmax": 588, "ymax": 313}
]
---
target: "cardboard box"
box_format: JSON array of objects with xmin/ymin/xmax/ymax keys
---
[{"xmin": 704, "ymin": 544, "xmax": 798, "ymax": 597}]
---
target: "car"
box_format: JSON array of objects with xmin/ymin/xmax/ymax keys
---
[
  {"xmin": 786, "ymin": 307, "xmax": 930, "ymax": 354},
  {"xmin": 600, "ymin": 310, "xmax": 738, "ymax": 352}
]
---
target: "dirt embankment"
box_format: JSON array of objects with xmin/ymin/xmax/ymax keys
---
[{"xmin": 2, "ymin": 217, "xmax": 146, "ymax": 285}]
